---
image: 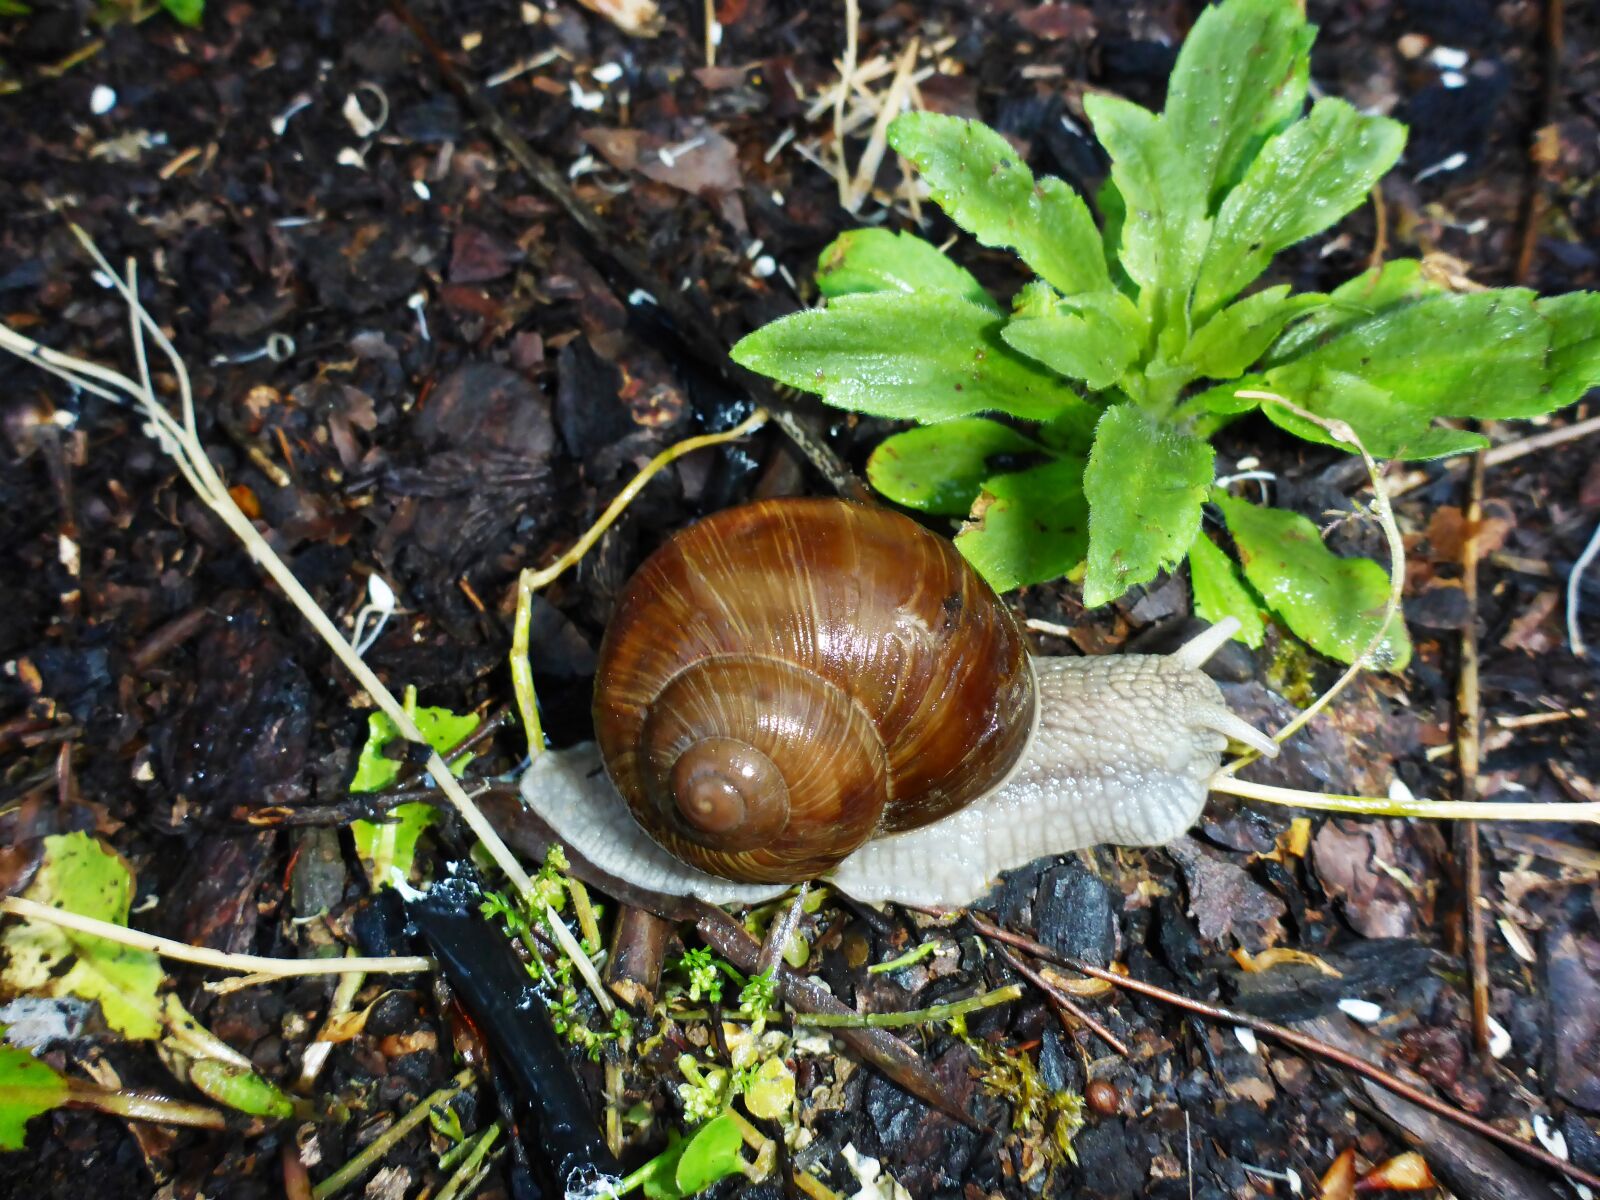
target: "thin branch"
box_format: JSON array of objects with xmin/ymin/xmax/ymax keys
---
[
  {"xmin": 964, "ymin": 915, "xmax": 1600, "ymax": 1193},
  {"xmin": 1458, "ymin": 448, "xmax": 1491, "ymax": 1054},
  {"xmin": 1210, "ymin": 777, "xmax": 1600, "ymax": 826},
  {"xmin": 0, "ymin": 230, "xmax": 536, "ymax": 900},
  {"xmin": 312, "ymin": 1068, "xmax": 474, "ymax": 1198},
  {"xmin": 989, "ymin": 938, "xmax": 1130, "ymax": 1057},
  {"xmin": 0, "ymin": 896, "xmax": 435, "ymax": 977}
]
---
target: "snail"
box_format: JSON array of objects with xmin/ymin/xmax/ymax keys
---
[{"xmin": 519, "ymin": 498, "xmax": 1277, "ymax": 907}]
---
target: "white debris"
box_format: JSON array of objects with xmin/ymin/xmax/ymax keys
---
[{"xmin": 1337, "ymin": 998, "xmax": 1384, "ymax": 1024}]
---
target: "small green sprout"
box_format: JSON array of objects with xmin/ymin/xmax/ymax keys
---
[
  {"xmin": 676, "ymin": 1054, "xmax": 733, "ymax": 1123},
  {"xmin": 678, "ymin": 948, "xmax": 736, "ymax": 1005}
]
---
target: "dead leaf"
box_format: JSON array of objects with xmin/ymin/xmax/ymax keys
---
[
  {"xmin": 1312, "ymin": 820, "xmax": 1431, "ymax": 939},
  {"xmin": 1167, "ymin": 837, "xmax": 1286, "ymax": 950},
  {"xmin": 1321, "ymin": 1147, "xmax": 1357, "ymax": 1200}
]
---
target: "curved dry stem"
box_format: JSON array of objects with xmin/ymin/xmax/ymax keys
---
[
  {"xmin": 0, "ymin": 896, "xmax": 435, "ymax": 977},
  {"xmin": 1216, "ymin": 390, "xmax": 1405, "ymax": 778},
  {"xmin": 2, "ymin": 229, "xmax": 537, "ymax": 899},
  {"xmin": 509, "ymin": 407, "xmax": 768, "ymax": 756},
  {"xmin": 1211, "ymin": 777, "xmax": 1600, "ymax": 826}
]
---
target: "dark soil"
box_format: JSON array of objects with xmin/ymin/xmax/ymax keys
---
[{"xmin": 2, "ymin": 0, "xmax": 1599, "ymax": 1198}]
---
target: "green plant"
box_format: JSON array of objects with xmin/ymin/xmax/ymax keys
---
[{"xmin": 732, "ymin": 0, "xmax": 1600, "ymax": 666}]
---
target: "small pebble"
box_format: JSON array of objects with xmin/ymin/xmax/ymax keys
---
[{"xmin": 90, "ymin": 85, "xmax": 117, "ymax": 115}]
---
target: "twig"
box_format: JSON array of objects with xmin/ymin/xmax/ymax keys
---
[
  {"xmin": 792, "ymin": 982, "xmax": 1023, "ymax": 1029},
  {"xmin": 1217, "ymin": 391, "xmax": 1405, "ymax": 776},
  {"xmin": 0, "ymin": 896, "xmax": 435, "ymax": 977},
  {"xmin": 66, "ymin": 1079, "xmax": 229, "ymax": 1130},
  {"xmin": 0, "ymin": 233, "xmax": 537, "ymax": 901},
  {"xmin": 989, "ymin": 939, "xmax": 1130, "ymax": 1057},
  {"xmin": 510, "ymin": 408, "xmax": 768, "ymax": 755},
  {"xmin": 311, "ymin": 1068, "xmax": 474, "ymax": 1198},
  {"xmin": 1458, "ymin": 448, "xmax": 1491, "ymax": 1054},
  {"xmin": 1209, "ymin": 777, "xmax": 1600, "ymax": 825},
  {"xmin": 756, "ymin": 882, "xmax": 809, "ymax": 979},
  {"xmin": 605, "ymin": 906, "xmax": 671, "ymax": 1009},
  {"xmin": 965, "ymin": 916, "xmax": 1600, "ymax": 1192}
]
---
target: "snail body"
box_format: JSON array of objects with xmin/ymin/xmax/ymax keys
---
[{"xmin": 520, "ymin": 498, "xmax": 1275, "ymax": 907}]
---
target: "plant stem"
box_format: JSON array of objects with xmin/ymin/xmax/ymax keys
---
[
  {"xmin": 0, "ymin": 236, "xmax": 537, "ymax": 901},
  {"xmin": 1219, "ymin": 390, "xmax": 1405, "ymax": 775},
  {"xmin": 792, "ymin": 983, "xmax": 1023, "ymax": 1028},
  {"xmin": 866, "ymin": 940, "xmax": 941, "ymax": 974},
  {"xmin": 0, "ymin": 896, "xmax": 435, "ymax": 977},
  {"xmin": 67, "ymin": 1080, "xmax": 228, "ymax": 1130},
  {"xmin": 1210, "ymin": 777, "xmax": 1600, "ymax": 825},
  {"xmin": 312, "ymin": 1068, "xmax": 474, "ymax": 1199}
]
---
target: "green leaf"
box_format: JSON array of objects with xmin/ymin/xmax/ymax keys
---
[
  {"xmin": 1261, "ymin": 289, "xmax": 1600, "ymax": 458},
  {"xmin": 1183, "ymin": 286, "xmax": 1326, "ymax": 380},
  {"xmin": 1, "ymin": 833, "xmax": 164, "ymax": 1040},
  {"xmin": 1082, "ymin": 94, "xmax": 1207, "ymax": 332},
  {"xmin": 1194, "ymin": 99, "xmax": 1406, "ymax": 314},
  {"xmin": 637, "ymin": 1130, "xmax": 690, "ymax": 1199},
  {"xmin": 1265, "ymin": 259, "xmax": 1441, "ymax": 363},
  {"xmin": 815, "ymin": 229, "xmax": 999, "ymax": 313},
  {"xmin": 1214, "ymin": 494, "xmax": 1410, "ymax": 670},
  {"xmin": 887, "ymin": 112, "xmax": 1109, "ymax": 296},
  {"xmin": 954, "ymin": 457, "xmax": 1090, "ymax": 592},
  {"xmin": 730, "ymin": 292, "xmax": 1087, "ymax": 422},
  {"xmin": 1082, "ymin": 405, "xmax": 1214, "ymax": 607},
  {"xmin": 674, "ymin": 1113, "xmax": 746, "ymax": 1194},
  {"xmin": 0, "ymin": 1045, "xmax": 68, "ymax": 1150},
  {"xmin": 1001, "ymin": 290, "xmax": 1145, "ymax": 391},
  {"xmin": 161, "ymin": 0, "xmax": 203, "ymax": 25},
  {"xmin": 1163, "ymin": 0, "xmax": 1314, "ymax": 208},
  {"xmin": 350, "ymin": 704, "xmax": 478, "ymax": 888},
  {"xmin": 866, "ymin": 419, "xmax": 1045, "ymax": 515},
  {"xmin": 188, "ymin": 1060, "xmax": 295, "ymax": 1119},
  {"xmin": 1187, "ymin": 534, "xmax": 1266, "ymax": 648}
]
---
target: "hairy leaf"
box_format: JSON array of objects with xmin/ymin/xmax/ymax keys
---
[
  {"xmin": 1266, "ymin": 259, "xmax": 1441, "ymax": 363},
  {"xmin": 1082, "ymin": 405, "xmax": 1214, "ymax": 606},
  {"xmin": 888, "ymin": 112, "xmax": 1109, "ymax": 296},
  {"xmin": 1001, "ymin": 290, "xmax": 1144, "ymax": 390},
  {"xmin": 866, "ymin": 419, "xmax": 1045, "ymax": 516},
  {"xmin": 351, "ymin": 704, "xmax": 478, "ymax": 889},
  {"xmin": 1194, "ymin": 99, "xmax": 1405, "ymax": 314},
  {"xmin": 1163, "ymin": 0, "xmax": 1314, "ymax": 208},
  {"xmin": 1188, "ymin": 534, "xmax": 1266, "ymax": 648},
  {"xmin": 1, "ymin": 833, "xmax": 163, "ymax": 1040},
  {"xmin": 815, "ymin": 228, "xmax": 999, "ymax": 312},
  {"xmin": 1215, "ymin": 494, "xmax": 1410, "ymax": 670},
  {"xmin": 955, "ymin": 458, "xmax": 1090, "ymax": 593},
  {"xmin": 1083, "ymin": 94, "xmax": 1208, "ymax": 332},
  {"xmin": 730, "ymin": 292, "xmax": 1087, "ymax": 421},
  {"xmin": 1262, "ymin": 289, "xmax": 1600, "ymax": 458},
  {"xmin": 0, "ymin": 1045, "xmax": 67, "ymax": 1150},
  {"xmin": 1183, "ymin": 286, "xmax": 1326, "ymax": 380}
]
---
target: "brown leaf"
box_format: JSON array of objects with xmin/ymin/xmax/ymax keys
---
[
  {"xmin": 1320, "ymin": 1147, "xmax": 1358, "ymax": 1200},
  {"xmin": 1355, "ymin": 1150, "xmax": 1437, "ymax": 1191},
  {"xmin": 1312, "ymin": 820, "xmax": 1431, "ymax": 939},
  {"xmin": 1167, "ymin": 837, "xmax": 1286, "ymax": 950},
  {"xmin": 1499, "ymin": 589, "xmax": 1563, "ymax": 654}
]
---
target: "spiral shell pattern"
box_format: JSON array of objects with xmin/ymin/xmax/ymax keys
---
[{"xmin": 594, "ymin": 498, "xmax": 1036, "ymax": 882}]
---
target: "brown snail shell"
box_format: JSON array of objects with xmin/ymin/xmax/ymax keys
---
[{"xmin": 592, "ymin": 498, "xmax": 1036, "ymax": 884}]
